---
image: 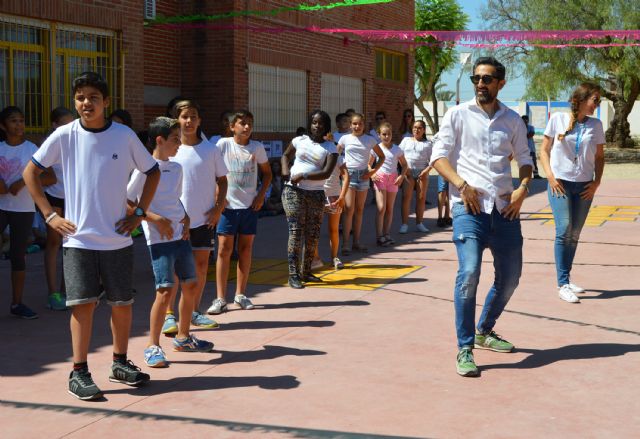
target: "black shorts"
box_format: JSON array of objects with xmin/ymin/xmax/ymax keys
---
[
  {"xmin": 189, "ymin": 224, "xmax": 215, "ymax": 250},
  {"xmin": 45, "ymin": 192, "xmax": 65, "ymax": 210}
]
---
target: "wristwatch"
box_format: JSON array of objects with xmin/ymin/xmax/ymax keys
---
[
  {"xmin": 519, "ymin": 182, "xmax": 530, "ymax": 194},
  {"xmin": 134, "ymin": 207, "xmax": 146, "ymax": 218}
]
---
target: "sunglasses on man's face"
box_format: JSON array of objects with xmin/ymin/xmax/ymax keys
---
[{"xmin": 470, "ymin": 74, "xmax": 499, "ymax": 85}]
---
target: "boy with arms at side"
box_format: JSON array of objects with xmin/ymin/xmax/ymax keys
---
[
  {"xmin": 24, "ymin": 72, "xmax": 160, "ymax": 400},
  {"xmin": 207, "ymin": 110, "xmax": 272, "ymax": 315},
  {"xmin": 127, "ymin": 117, "xmax": 214, "ymax": 368}
]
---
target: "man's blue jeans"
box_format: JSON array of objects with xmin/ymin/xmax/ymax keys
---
[
  {"xmin": 452, "ymin": 203, "xmax": 523, "ymax": 349},
  {"xmin": 547, "ymin": 180, "xmax": 592, "ymax": 287}
]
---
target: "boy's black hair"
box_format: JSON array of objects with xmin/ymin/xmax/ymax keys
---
[
  {"xmin": 307, "ymin": 110, "xmax": 332, "ymax": 137},
  {"xmin": 521, "ymin": 115, "xmax": 529, "ymax": 122},
  {"xmin": 166, "ymin": 96, "xmax": 186, "ymax": 117},
  {"xmin": 147, "ymin": 116, "xmax": 179, "ymax": 153},
  {"xmin": 230, "ymin": 109, "xmax": 254, "ymax": 126},
  {"xmin": 472, "ymin": 56, "xmax": 506, "ymax": 80},
  {"xmin": 0, "ymin": 105, "xmax": 24, "ymax": 124},
  {"xmin": 109, "ymin": 109, "xmax": 133, "ymax": 128},
  {"xmin": 296, "ymin": 126, "xmax": 307, "ymax": 136},
  {"xmin": 335, "ymin": 112, "xmax": 349, "ymax": 124},
  {"xmin": 375, "ymin": 111, "xmax": 386, "ymax": 118},
  {"xmin": 50, "ymin": 106, "xmax": 73, "ymax": 124},
  {"xmin": 345, "ymin": 108, "xmax": 356, "ymax": 114},
  {"xmin": 72, "ymin": 72, "xmax": 109, "ymax": 98}
]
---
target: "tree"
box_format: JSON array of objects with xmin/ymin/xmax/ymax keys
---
[
  {"xmin": 414, "ymin": 0, "xmax": 468, "ymax": 133},
  {"xmin": 482, "ymin": 0, "xmax": 640, "ymax": 148},
  {"xmin": 435, "ymin": 83, "xmax": 456, "ymax": 101}
]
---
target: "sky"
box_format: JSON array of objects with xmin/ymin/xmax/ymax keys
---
[{"xmin": 438, "ymin": 0, "xmax": 527, "ymax": 103}]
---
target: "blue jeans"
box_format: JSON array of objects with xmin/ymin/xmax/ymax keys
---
[
  {"xmin": 451, "ymin": 203, "xmax": 523, "ymax": 349},
  {"xmin": 547, "ymin": 180, "xmax": 592, "ymax": 286}
]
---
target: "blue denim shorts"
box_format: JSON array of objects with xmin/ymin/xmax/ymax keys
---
[
  {"xmin": 217, "ymin": 207, "xmax": 258, "ymax": 236},
  {"xmin": 148, "ymin": 239, "xmax": 197, "ymax": 290},
  {"xmin": 347, "ymin": 168, "xmax": 370, "ymax": 191},
  {"xmin": 437, "ymin": 174, "xmax": 449, "ymax": 193}
]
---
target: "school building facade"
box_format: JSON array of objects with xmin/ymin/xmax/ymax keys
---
[{"xmin": 1, "ymin": 1, "xmax": 415, "ymax": 146}]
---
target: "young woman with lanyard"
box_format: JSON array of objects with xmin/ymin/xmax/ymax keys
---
[{"xmin": 539, "ymin": 83, "xmax": 605, "ymax": 303}]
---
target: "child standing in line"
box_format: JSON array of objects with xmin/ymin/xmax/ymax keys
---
[
  {"xmin": 24, "ymin": 72, "xmax": 160, "ymax": 400},
  {"xmin": 165, "ymin": 100, "xmax": 228, "ymax": 331},
  {"xmin": 207, "ymin": 110, "xmax": 272, "ymax": 314},
  {"xmin": 321, "ymin": 146, "xmax": 350, "ymax": 270},
  {"xmin": 338, "ymin": 113, "xmax": 385, "ymax": 254},
  {"xmin": 370, "ymin": 122, "xmax": 408, "ymax": 247},
  {"xmin": 1, "ymin": 106, "xmax": 56, "ymax": 319},
  {"xmin": 332, "ymin": 113, "xmax": 351, "ymax": 148},
  {"xmin": 127, "ymin": 117, "xmax": 214, "ymax": 368},
  {"xmin": 43, "ymin": 107, "xmax": 75, "ymax": 311}
]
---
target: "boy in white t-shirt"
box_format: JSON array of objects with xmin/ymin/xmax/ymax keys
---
[
  {"xmin": 165, "ymin": 100, "xmax": 228, "ymax": 331},
  {"xmin": 24, "ymin": 72, "xmax": 160, "ymax": 400},
  {"xmin": 332, "ymin": 113, "xmax": 351, "ymax": 146},
  {"xmin": 207, "ymin": 110, "xmax": 272, "ymax": 315},
  {"xmin": 127, "ymin": 117, "xmax": 214, "ymax": 369}
]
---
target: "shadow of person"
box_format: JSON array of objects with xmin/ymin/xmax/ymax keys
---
[
  {"xmin": 260, "ymin": 300, "xmax": 370, "ymax": 310},
  {"xmin": 192, "ymin": 320, "xmax": 335, "ymax": 332},
  {"xmin": 482, "ymin": 343, "xmax": 640, "ymax": 370},
  {"xmin": 580, "ymin": 289, "xmax": 640, "ymax": 300},
  {"xmin": 171, "ymin": 344, "xmax": 326, "ymax": 366}
]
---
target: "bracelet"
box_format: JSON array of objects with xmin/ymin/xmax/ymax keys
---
[
  {"xmin": 45, "ymin": 211, "xmax": 58, "ymax": 224},
  {"xmin": 458, "ymin": 181, "xmax": 468, "ymax": 192}
]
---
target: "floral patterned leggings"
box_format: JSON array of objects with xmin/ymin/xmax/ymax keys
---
[{"xmin": 282, "ymin": 185, "xmax": 325, "ymax": 276}]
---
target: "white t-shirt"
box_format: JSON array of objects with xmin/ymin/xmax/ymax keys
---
[
  {"xmin": 45, "ymin": 163, "xmax": 65, "ymax": 199},
  {"xmin": 171, "ymin": 139, "xmax": 228, "ymax": 228},
  {"xmin": 402, "ymin": 131, "xmax": 412, "ymax": 139},
  {"xmin": 324, "ymin": 155, "xmax": 344, "ymax": 197},
  {"xmin": 217, "ymin": 138, "xmax": 268, "ymax": 209},
  {"xmin": 288, "ymin": 135, "xmax": 338, "ymax": 191},
  {"xmin": 340, "ymin": 133, "xmax": 378, "ymax": 170},
  {"xmin": 544, "ymin": 112, "xmax": 606, "ymax": 182},
  {"xmin": 32, "ymin": 120, "xmax": 158, "ymax": 250},
  {"xmin": 374, "ymin": 144, "xmax": 403, "ymax": 175},
  {"xmin": 332, "ymin": 131, "xmax": 349, "ymax": 146},
  {"xmin": 127, "ymin": 160, "xmax": 185, "ymax": 246},
  {"xmin": 400, "ymin": 137, "xmax": 432, "ymax": 170},
  {"xmin": 0, "ymin": 140, "xmax": 38, "ymax": 212}
]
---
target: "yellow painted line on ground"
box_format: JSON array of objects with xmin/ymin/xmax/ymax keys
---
[
  {"xmin": 531, "ymin": 205, "xmax": 640, "ymax": 227},
  {"xmin": 208, "ymin": 259, "xmax": 422, "ymax": 291}
]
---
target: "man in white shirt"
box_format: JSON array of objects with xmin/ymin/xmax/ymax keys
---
[{"xmin": 431, "ymin": 57, "xmax": 533, "ymax": 377}]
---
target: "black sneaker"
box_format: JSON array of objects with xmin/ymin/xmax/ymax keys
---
[
  {"xmin": 303, "ymin": 273, "xmax": 323, "ymax": 283},
  {"xmin": 68, "ymin": 369, "xmax": 103, "ymax": 400},
  {"xmin": 109, "ymin": 360, "xmax": 150, "ymax": 386},
  {"xmin": 288, "ymin": 275, "xmax": 304, "ymax": 289}
]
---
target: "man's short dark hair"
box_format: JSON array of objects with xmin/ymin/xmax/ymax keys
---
[
  {"xmin": 72, "ymin": 72, "xmax": 109, "ymax": 98},
  {"xmin": 148, "ymin": 116, "xmax": 179, "ymax": 152},
  {"xmin": 231, "ymin": 109, "xmax": 254, "ymax": 126},
  {"xmin": 473, "ymin": 57, "xmax": 506, "ymax": 80}
]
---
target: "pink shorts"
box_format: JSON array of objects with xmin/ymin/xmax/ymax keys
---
[{"xmin": 373, "ymin": 172, "xmax": 399, "ymax": 193}]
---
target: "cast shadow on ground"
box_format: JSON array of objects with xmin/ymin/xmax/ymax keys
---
[
  {"xmin": 309, "ymin": 277, "xmax": 425, "ymax": 288},
  {"xmin": 482, "ymin": 343, "xmax": 640, "ymax": 371},
  {"xmin": 260, "ymin": 300, "xmax": 370, "ymax": 309},
  {"xmin": 579, "ymin": 289, "xmax": 640, "ymax": 300},
  {"xmin": 192, "ymin": 320, "xmax": 335, "ymax": 332},
  {"xmin": 171, "ymin": 344, "xmax": 326, "ymax": 367},
  {"xmin": 0, "ymin": 399, "xmax": 424, "ymax": 439}
]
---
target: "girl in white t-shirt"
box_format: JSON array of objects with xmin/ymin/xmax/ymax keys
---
[
  {"xmin": 539, "ymin": 83, "xmax": 606, "ymax": 304},
  {"xmin": 369, "ymin": 122, "xmax": 408, "ymax": 247},
  {"xmin": 281, "ymin": 111, "xmax": 338, "ymax": 289},
  {"xmin": 42, "ymin": 107, "xmax": 74, "ymax": 311},
  {"xmin": 0, "ymin": 106, "xmax": 55, "ymax": 319},
  {"xmin": 338, "ymin": 113, "xmax": 385, "ymax": 254},
  {"xmin": 398, "ymin": 108, "xmax": 415, "ymax": 142},
  {"xmin": 398, "ymin": 120, "xmax": 432, "ymax": 234}
]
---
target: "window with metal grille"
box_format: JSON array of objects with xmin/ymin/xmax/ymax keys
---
[
  {"xmin": 375, "ymin": 48, "xmax": 407, "ymax": 82},
  {"xmin": 320, "ymin": 73, "xmax": 363, "ymax": 125},
  {"xmin": 248, "ymin": 63, "xmax": 307, "ymax": 132},
  {"xmin": 0, "ymin": 14, "xmax": 121, "ymax": 134}
]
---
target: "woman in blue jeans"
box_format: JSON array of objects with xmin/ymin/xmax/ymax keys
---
[{"xmin": 539, "ymin": 83, "xmax": 605, "ymax": 303}]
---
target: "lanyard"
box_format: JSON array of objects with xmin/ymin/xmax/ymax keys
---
[{"xmin": 574, "ymin": 123, "xmax": 585, "ymax": 163}]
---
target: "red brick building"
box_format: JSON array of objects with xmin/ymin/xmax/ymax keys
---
[{"xmin": 1, "ymin": 1, "xmax": 414, "ymax": 145}]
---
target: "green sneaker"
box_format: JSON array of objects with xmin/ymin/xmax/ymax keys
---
[
  {"xmin": 475, "ymin": 331, "xmax": 514, "ymax": 353},
  {"xmin": 46, "ymin": 292, "xmax": 69, "ymax": 311},
  {"xmin": 456, "ymin": 347, "xmax": 479, "ymax": 377}
]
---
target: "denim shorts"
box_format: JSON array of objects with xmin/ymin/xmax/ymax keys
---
[
  {"xmin": 409, "ymin": 168, "xmax": 425, "ymax": 180},
  {"xmin": 347, "ymin": 168, "xmax": 370, "ymax": 191},
  {"xmin": 217, "ymin": 207, "xmax": 258, "ymax": 235},
  {"xmin": 437, "ymin": 174, "xmax": 449, "ymax": 193},
  {"xmin": 148, "ymin": 239, "xmax": 197, "ymax": 290}
]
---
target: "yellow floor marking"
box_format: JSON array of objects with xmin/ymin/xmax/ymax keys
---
[
  {"xmin": 208, "ymin": 260, "xmax": 422, "ymax": 291},
  {"xmin": 529, "ymin": 205, "xmax": 640, "ymax": 227}
]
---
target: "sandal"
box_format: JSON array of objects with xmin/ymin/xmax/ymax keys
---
[
  {"xmin": 377, "ymin": 236, "xmax": 389, "ymax": 246},
  {"xmin": 384, "ymin": 234, "xmax": 395, "ymax": 245}
]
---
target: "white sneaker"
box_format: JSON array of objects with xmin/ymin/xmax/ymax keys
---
[
  {"xmin": 234, "ymin": 294, "xmax": 255, "ymax": 310},
  {"xmin": 558, "ymin": 285, "xmax": 580, "ymax": 303},
  {"xmin": 207, "ymin": 298, "xmax": 228, "ymax": 315},
  {"xmin": 416, "ymin": 223, "xmax": 429, "ymax": 233},
  {"xmin": 399, "ymin": 224, "xmax": 409, "ymax": 234},
  {"xmin": 568, "ymin": 283, "xmax": 585, "ymax": 294}
]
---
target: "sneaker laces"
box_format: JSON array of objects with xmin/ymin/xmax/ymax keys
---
[
  {"xmin": 458, "ymin": 349, "xmax": 474, "ymax": 362},
  {"xmin": 120, "ymin": 360, "xmax": 142, "ymax": 373},
  {"xmin": 487, "ymin": 331, "xmax": 506, "ymax": 342},
  {"xmin": 75, "ymin": 370, "xmax": 95, "ymax": 386}
]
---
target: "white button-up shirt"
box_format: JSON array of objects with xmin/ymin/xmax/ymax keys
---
[{"xmin": 430, "ymin": 99, "xmax": 532, "ymax": 213}]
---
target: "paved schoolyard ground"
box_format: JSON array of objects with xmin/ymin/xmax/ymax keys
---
[{"xmin": 1, "ymin": 165, "xmax": 638, "ymax": 438}]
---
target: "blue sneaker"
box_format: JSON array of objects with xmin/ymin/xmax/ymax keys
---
[
  {"xmin": 10, "ymin": 303, "xmax": 38, "ymax": 319},
  {"xmin": 173, "ymin": 334, "xmax": 214, "ymax": 352},
  {"xmin": 161, "ymin": 313, "xmax": 178, "ymax": 335},
  {"xmin": 144, "ymin": 345, "xmax": 168, "ymax": 368},
  {"xmin": 46, "ymin": 292, "xmax": 69, "ymax": 311},
  {"xmin": 191, "ymin": 311, "xmax": 219, "ymax": 329}
]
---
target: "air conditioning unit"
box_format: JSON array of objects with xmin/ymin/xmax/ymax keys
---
[{"xmin": 144, "ymin": 0, "xmax": 156, "ymax": 20}]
